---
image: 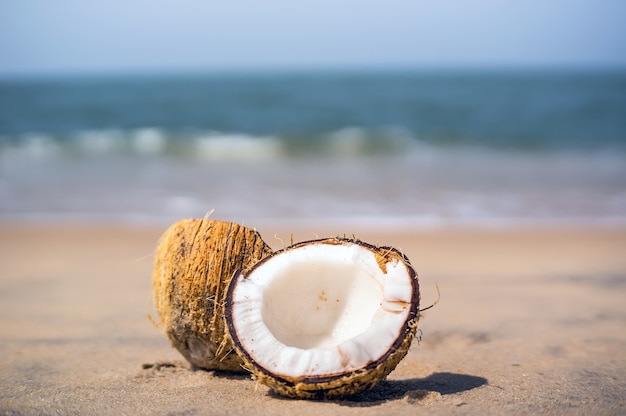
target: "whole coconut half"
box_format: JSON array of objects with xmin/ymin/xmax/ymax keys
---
[
  {"xmin": 224, "ymin": 237, "xmax": 420, "ymax": 398},
  {"xmin": 152, "ymin": 219, "xmax": 273, "ymax": 371}
]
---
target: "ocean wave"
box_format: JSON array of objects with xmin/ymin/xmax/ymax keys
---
[
  {"xmin": 0, "ymin": 126, "xmax": 426, "ymax": 162},
  {"xmin": 3, "ymin": 124, "xmax": 626, "ymax": 166}
]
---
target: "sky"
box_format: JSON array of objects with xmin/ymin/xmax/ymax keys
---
[{"xmin": 1, "ymin": 0, "xmax": 625, "ymax": 76}]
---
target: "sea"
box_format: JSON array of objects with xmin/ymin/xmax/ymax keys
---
[{"xmin": 1, "ymin": 69, "xmax": 625, "ymax": 228}]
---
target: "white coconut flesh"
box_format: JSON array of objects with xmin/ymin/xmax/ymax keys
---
[{"xmin": 227, "ymin": 240, "xmax": 416, "ymax": 379}]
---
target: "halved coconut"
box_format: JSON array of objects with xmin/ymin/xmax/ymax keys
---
[
  {"xmin": 152, "ymin": 219, "xmax": 272, "ymax": 371},
  {"xmin": 224, "ymin": 237, "xmax": 420, "ymax": 398}
]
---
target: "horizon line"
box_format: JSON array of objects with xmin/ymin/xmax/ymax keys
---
[{"xmin": 2, "ymin": 62, "xmax": 626, "ymax": 81}]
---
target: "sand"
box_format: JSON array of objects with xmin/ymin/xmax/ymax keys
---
[{"xmin": 0, "ymin": 222, "xmax": 625, "ymax": 415}]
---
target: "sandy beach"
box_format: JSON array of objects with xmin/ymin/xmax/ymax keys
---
[{"xmin": 0, "ymin": 221, "xmax": 625, "ymax": 415}]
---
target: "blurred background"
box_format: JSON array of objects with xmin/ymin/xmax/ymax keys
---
[{"xmin": 1, "ymin": 0, "xmax": 625, "ymax": 227}]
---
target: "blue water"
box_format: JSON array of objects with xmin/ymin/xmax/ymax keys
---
[
  {"xmin": 2, "ymin": 69, "xmax": 626, "ymax": 151},
  {"xmin": 1, "ymin": 69, "xmax": 625, "ymax": 226}
]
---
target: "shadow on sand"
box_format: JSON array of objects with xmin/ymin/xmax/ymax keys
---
[
  {"xmin": 144, "ymin": 362, "xmax": 487, "ymax": 405},
  {"xmin": 268, "ymin": 372, "xmax": 488, "ymax": 406},
  {"xmin": 343, "ymin": 372, "xmax": 488, "ymax": 404}
]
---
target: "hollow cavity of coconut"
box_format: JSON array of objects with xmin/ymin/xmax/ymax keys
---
[
  {"xmin": 225, "ymin": 237, "xmax": 420, "ymax": 399},
  {"xmin": 152, "ymin": 219, "xmax": 272, "ymax": 371}
]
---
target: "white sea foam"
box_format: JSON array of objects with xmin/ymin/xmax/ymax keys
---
[
  {"xmin": 131, "ymin": 128, "xmax": 167, "ymax": 155},
  {"xmin": 195, "ymin": 133, "xmax": 284, "ymax": 162},
  {"xmin": 75, "ymin": 129, "xmax": 125, "ymax": 155},
  {"xmin": 17, "ymin": 133, "xmax": 62, "ymax": 160}
]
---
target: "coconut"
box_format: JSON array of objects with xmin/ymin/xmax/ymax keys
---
[
  {"xmin": 152, "ymin": 219, "xmax": 273, "ymax": 371},
  {"xmin": 224, "ymin": 237, "xmax": 420, "ymax": 399}
]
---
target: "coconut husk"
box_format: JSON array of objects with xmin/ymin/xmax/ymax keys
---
[{"xmin": 152, "ymin": 219, "xmax": 272, "ymax": 371}]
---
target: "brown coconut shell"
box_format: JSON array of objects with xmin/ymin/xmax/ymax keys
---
[
  {"xmin": 152, "ymin": 219, "xmax": 273, "ymax": 371},
  {"xmin": 224, "ymin": 237, "xmax": 420, "ymax": 398}
]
